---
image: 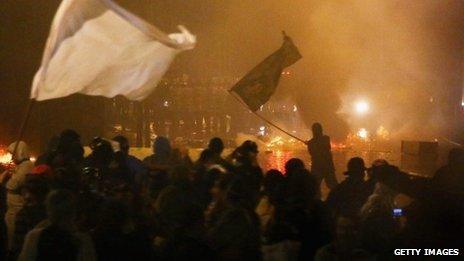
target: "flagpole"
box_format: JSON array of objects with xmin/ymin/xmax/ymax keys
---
[
  {"xmin": 228, "ymin": 90, "xmax": 307, "ymax": 144},
  {"xmin": 11, "ymin": 99, "xmax": 35, "ymax": 160}
]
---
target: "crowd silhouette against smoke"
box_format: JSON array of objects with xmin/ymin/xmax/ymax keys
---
[
  {"xmin": 1, "ymin": 1, "xmax": 464, "ymax": 259},
  {"xmin": 0, "ymin": 130, "xmax": 463, "ymax": 260}
]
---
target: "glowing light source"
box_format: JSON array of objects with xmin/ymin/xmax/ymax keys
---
[
  {"xmin": 0, "ymin": 150, "xmax": 12, "ymax": 165},
  {"xmin": 355, "ymin": 100, "xmax": 369, "ymax": 115},
  {"xmin": 266, "ymin": 136, "xmax": 284, "ymax": 148},
  {"xmin": 357, "ymin": 128, "xmax": 368, "ymax": 140}
]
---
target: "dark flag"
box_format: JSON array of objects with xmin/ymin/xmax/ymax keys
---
[{"xmin": 230, "ymin": 33, "xmax": 302, "ymax": 111}]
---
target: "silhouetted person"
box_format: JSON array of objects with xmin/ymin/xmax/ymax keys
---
[
  {"xmin": 53, "ymin": 129, "xmax": 84, "ymax": 168},
  {"xmin": 326, "ymin": 157, "xmax": 370, "ymax": 218},
  {"xmin": 35, "ymin": 136, "xmax": 59, "ymax": 167},
  {"xmin": 315, "ymin": 216, "xmax": 372, "ymax": 260},
  {"xmin": 285, "ymin": 168, "xmax": 332, "ymax": 260},
  {"xmin": 284, "ymin": 158, "xmax": 306, "ymax": 179},
  {"xmin": 112, "ymin": 135, "xmax": 147, "ymax": 189},
  {"xmin": 19, "ymin": 190, "xmax": 96, "ymax": 261},
  {"xmin": 143, "ymin": 136, "xmax": 173, "ymax": 172},
  {"xmin": 83, "ymin": 138, "xmax": 116, "ymax": 185},
  {"xmin": 432, "ymin": 147, "xmax": 464, "ymax": 195},
  {"xmin": 143, "ymin": 137, "xmax": 173, "ymax": 200},
  {"xmin": 1, "ymin": 141, "xmax": 34, "ymax": 252},
  {"xmin": 207, "ymin": 137, "xmax": 229, "ymax": 168},
  {"xmin": 9, "ymin": 176, "xmax": 49, "ymax": 260},
  {"xmin": 359, "ymin": 180, "xmax": 399, "ymax": 258},
  {"xmin": 307, "ymin": 123, "xmax": 338, "ymax": 191},
  {"xmin": 230, "ymin": 141, "xmax": 263, "ymax": 205},
  {"xmin": 153, "ymin": 184, "xmax": 211, "ymax": 260},
  {"xmin": 207, "ymin": 178, "xmax": 262, "ymax": 260}
]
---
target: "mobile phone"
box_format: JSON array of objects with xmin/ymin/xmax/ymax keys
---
[{"xmin": 392, "ymin": 208, "xmax": 403, "ymax": 217}]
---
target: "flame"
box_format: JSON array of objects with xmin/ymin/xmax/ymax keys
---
[
  {"xmin": 0, "ymin": 148, "xmax": 13, "ymax": 165},
  {"xmin": 266, "ymin": 136, "xmax": 284, "ymax": 148},
  {"xmin": 357, "ymin": 128, "xmax": 369, "ymax": 140},
  {"xmin": 331, "ymin": 141, "xmax": 347, "ymax": 150}
]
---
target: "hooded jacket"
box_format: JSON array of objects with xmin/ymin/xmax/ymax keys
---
[{"xmin": 6, "ymin": 141, "xmax": 34, "ymax": 192}]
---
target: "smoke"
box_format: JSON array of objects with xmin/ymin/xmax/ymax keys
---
[
  {"xmin": 158, "ymin": 0, "xmax": 463, "ymax": 141},
  {"xmin": 331, "ymin": 0, "xmax": 464, "ymax": 141},
  {"xmin": 5, "ymin": 1, "xmax": 461, "ymax": 146}
]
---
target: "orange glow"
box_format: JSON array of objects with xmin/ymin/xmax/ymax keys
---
[
  {"xmin": 357, "ymin": 128, "xmax": 369, "ymax": 140},
  {"xmin": 0, "ymin": 148, "xmax": 13, "ymax": 165},
  {"xmin": 331, "ymin": 141, "xmax": 347, "ymax": 150}
]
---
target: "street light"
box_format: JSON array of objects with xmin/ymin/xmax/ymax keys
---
[{"xmin": 355, "ymin": 100, "xmax": 369, "ymax": 115}]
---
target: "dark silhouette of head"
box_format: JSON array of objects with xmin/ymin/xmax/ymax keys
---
[
  {"xmin": 112, "ymin": 135, "xmax": 129, "ymax": 154},
  {"xmin": 89, "ymin": 137, "xmax": 114, "ymax": 165},
  {"xmin": 346, "ymin": 157, "xmax": 366, "ymax": 178},
  {"xmin": 240, "ymin": 140, "xmax": 259, "ymax": 154},
  {"xmin": 60, "ymin": 129, "xmax": 80, "ymax": 143},
  {"xmin": 57, "ymin": 129, "xmax": 82, "ymax": 157},
  {"xmin": 312, "ymin": 122, "xmax": 323, "ymax": 138},
  {"xmin": 285, "ymin": 158, "xmax": 306, "ymax": 176},
  {"xmin": 263, "ymin": 169, "xmax": 286, "ymax": 205},
  {"xmin": 208, "ymin": 137, "xmax": 224, "ymax": 155},
  {"xmin": 57, "ymin": 130, "xmax": 83, "ymax": 163},
  {"xmin": 152, "ymin": 136, "xmax": 171, "ymax": 158}
]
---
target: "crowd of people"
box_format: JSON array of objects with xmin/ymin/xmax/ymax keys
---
[{"xmin": 0, "ymin": 127, "xmax": 463, "ymax": 260}]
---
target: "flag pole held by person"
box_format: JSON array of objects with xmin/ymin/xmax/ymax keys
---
[{"xmin": 229, "ymin": 31, "xmax": 306, "ymax": 144}]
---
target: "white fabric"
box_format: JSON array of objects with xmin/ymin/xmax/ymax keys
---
[
  {"xmin": 31, "ymin": 0, "xmax": 195, "ymax": 101},
  {"xmin": 7, "ymin": 141, "xmax": 30, "ymax": 162}
]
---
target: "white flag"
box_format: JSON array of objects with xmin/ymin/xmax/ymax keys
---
[{"xmin": 31, "ymin": 0, "xmax": 196, "ymax": 101}]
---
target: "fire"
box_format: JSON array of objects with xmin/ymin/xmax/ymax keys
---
[
  {"xmin": 0, "ymin": 148, "xmax": 13, "ymax": 170},
  {"xmin": 357, "ymin": 128, "xmax": 369, "ymax": 140},
  {"xmin": 0, "ymin": 148, "xmax": 13, "ymax": 166},
  {"xmin": 266, "ymin": 136, "xmax": 284, "ymax": 148},
  {"xmin": 331, "ymin": 141, "xmax": 347, "ymax": 150}
]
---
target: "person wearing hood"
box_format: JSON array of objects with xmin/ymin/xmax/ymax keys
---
[
  {"xmin": 143, "ymin": 137, "xmax": 173, "ymax": 200},
  {"xmin": 1, "ymin": 141, "xmax": 34, "ymax": 251}
]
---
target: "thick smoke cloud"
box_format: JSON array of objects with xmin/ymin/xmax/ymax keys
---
[{"xmin": 132, "ymin": 0, "xmax": 463, "ymax": 141}]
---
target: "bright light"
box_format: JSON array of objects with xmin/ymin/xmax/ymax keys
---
[
  {"xmin": 0, "ymin": 151, "xmax": 12, "ymax": 165},
  {"xmin": 461, "ymin": 101, "xmax": 464, "ymax": 107},
  {"xmin": 355, "ymin": 100, "xmax": 369, "ymax": 115},
  {"xmin": 293, "ymin": 105, "xmax": 298, "ymax": 112},
  {"xmin": 357, "ymin": 128, "xmax": 369, "ymax": 139},
  {"xmin": 266, "ymin": 136, "xmax": 283, "ymax": 148}
]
